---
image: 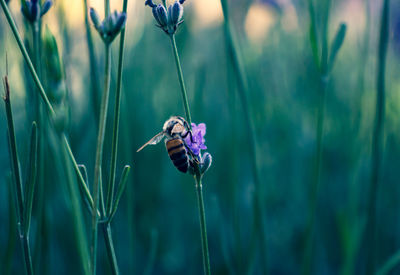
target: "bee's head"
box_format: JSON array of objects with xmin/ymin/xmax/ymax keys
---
[{"xmin": 163, "ymin": 116, "xmax": 188, "ymax": 137}]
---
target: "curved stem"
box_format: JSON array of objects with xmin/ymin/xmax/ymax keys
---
[
  {"xmin": 195, "ymin": 176, "xmax": 211, "ymax": 275},
  {"xmin": 91, "ymin": 43, "xmax": 112, "ymax": 275},
  {"xmin": 169, "ymin": 34, "xmax": 192, "ymax": 125}
]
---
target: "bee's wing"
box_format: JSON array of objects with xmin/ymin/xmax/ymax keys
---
[{"xmin": 136, "ymin": 132, "xmax": 165, "ymax": 152}]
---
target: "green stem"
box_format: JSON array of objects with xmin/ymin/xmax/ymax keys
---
[
  {"xmin": 195, "ymin": 175, "xmax": 211, "ymax": 275},
  {"xmin": 83, "ymin": 0, "xmax": 101, "ymax": 124},
  {"xmin": 301, "ymin": 77, "xmax": 327, "ymax": 275},
  {"xmin": 102, "ymin": 223, "xmax": 119, "ymax": 275},
  {"xmin": 91, "ymin": 43, "xmax": 112, "ymax": 275},
  {"xmin": 169, "ymin": 34, "xmax": 192, "ymax": 125},
  {"xmin": 107, "ymin": 0, "xmax": 129, "ymax": 216},
  {"xmin": 220, "ymin": 0, "xmax": 267, "ymax": 273},
  {"xmin": 3, "ymin": 77, "xmax": 33, "ymax": 275},
  {"xmin": 365, "ymin": 0, "xmax": 390, "ymax": 274},
  {"xmin": 169, "ymin": 32, "xmax": 211, "ymax": 275}
]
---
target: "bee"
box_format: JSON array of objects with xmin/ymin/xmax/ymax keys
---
[{"xmin": 137, "ymin": 116, "xmax": 198, "ymax": 173}]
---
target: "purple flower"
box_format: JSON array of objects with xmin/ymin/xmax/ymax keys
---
[{"xmin": 185, "ymin": 123, "xmax": 207, "ymax": 156}]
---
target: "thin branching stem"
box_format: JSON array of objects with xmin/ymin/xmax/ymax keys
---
[{"xmin": 91, "ymin": 42, "xmax": 112, "ymax": 275}]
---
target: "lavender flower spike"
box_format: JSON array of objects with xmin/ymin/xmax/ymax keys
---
[{"xmin": 185, "ymin": 123, "xmax": 207, "ymax": 156}]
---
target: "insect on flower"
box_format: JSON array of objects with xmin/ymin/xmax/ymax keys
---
[{"xmin": 137, "ymin": 116, "xmax": 200, "ymax": 173}]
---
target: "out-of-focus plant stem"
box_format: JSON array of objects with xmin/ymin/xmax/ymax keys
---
[
  {"xmin": 3, "ymin": 75, "xmax": 33, "ymax": 275},
  {"xmin": 0, "ymin": 2, "xmax": 92, "ymax": 273},
  {"xmin": 220, "ymin": 0, "xmax": 267, "ymax": 273},
  {"xmin": 365, "ymin": 0, "xmax": 390, "ymax": 274},
  {"xmin": 107, "ymin": 0, "xmax": 129, "ymax": 217},
  {"xmin": 83, "ymin": 0, "xmax": 101, "ymax": 124},
  {"xmin": 169, "ymin": 33, "xmax": 211, "ymax": 275},
  {"xmin": 91, "ymin": 42, "xmax": 111, "ymax": 275}
]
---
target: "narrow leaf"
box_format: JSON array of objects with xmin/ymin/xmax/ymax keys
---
[
  {"xmin": 328, "ymin": 23, "xmax": 347, "ymax": 71},
  {"xmin": 109, "ymin": 165, "xmax": 131, "ymax": 222},
  {"xmin": 23, "ymin": 121, "xmax": 38, "ymax": 236},
  {"xmin": 77, "ymin": 164, "xmax": 100, "ymax": 218}
]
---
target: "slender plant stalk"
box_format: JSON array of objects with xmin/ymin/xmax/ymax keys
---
[
  {"xmin": 169, "ymin": 33, "xmax": 211, "ymax": 275},
  {"xmin": 91, "ymin": 42, "xmax": 112, "ymax": 275},
  {"xmin": 169, "ymin": 34, "xmax": 192, "ymax": 125},
  {"xmin": 107, "ymin": 0, "xmax": 129, "ymax": 216},
  {"xmin": 3, "ymin": 75, "xmax": 33, "ymax": 275},
  {"xmin": 377, "ymin": 249, "xmax": 400, "ymax": 275},
  {"xmin": 365, "ymin": 0, "xmax": 390, "ymax": 274},
  {"xmin": 83, "ymin": 0, "xmax": 101, "ymax": 124},
  {"xmin": 220, "ymin": 0, "xmax": 267, "ymax": 273},
  {"xmin": 195, "ymin": 175, "xmax": 211, "ymax": 275},
  {"xmin": 102, "ymin": 223, "xmax": 119, "ymax": 275}
]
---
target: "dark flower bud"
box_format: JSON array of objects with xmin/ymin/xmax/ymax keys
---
[
  {"xmin": 179, "ymin": 0, "xmax": 186, "ymax": 4},
  {"xmin": 145, "ymin": 0, "xmax": 157, "ymax": 8},
  {"xmin": 30, "ymin": 0, "xmax": 40, "ymax": 21},
  {"xmin": 113, "ymin": 13, "xmax": 127, "ymax": 34},
  {"xmin": 90, "ymin": 8, "xmax": 101, "ymax": 30},
  {"xmin": 40, "ymin": 0, "xmax": 52, "ymax": 17},
  {"xmin": 200, "ymin": 153, "xmax": 212, "ymax": 174},
  {"xmin": 168, "ymin": 1, "xmax": 183, "ymax": 26},
  {"xmin": 156, "ymin": 5, "xmax": 168, "ymax": 27},
  {"xmin": 91, "ymin": 9, "xmax": 127, "ymax": 44}
]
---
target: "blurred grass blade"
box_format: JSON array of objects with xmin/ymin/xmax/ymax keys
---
[
  {"xmin": 365, "ymin": 0, "xmax": 390, "ymax": 273},
  {"xmin": 308, "ymin": 0, "xmax": 320, "ymax": 67},
  {"xmin": 4, "ymin": 175, "xmax": 17, "ymax": 275},
  {"xmin": 377, "ymin": 249, "xmax": 400, "ymax": 275},
  {"xmin": 143, "ymin": 229, "xmax": 159, "ymax": 275},
  {"xmin": 109, "ymin": 165, "xmax": 130, "ymax": 222},
  {"xmin": 328, "ymin": 23, "xmax": 347, "ymax": 71},
  {"xmin": 3, "ymin": 72, "xmax": 33, "ymax": 275},
  {"xmin": 23, "ymin": 122, "xmax": 38, "ymax": 236}
]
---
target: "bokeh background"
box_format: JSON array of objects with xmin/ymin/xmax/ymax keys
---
[{"xmin": 1, "ymin": 0, "xmax": 400, "ymax": 274}]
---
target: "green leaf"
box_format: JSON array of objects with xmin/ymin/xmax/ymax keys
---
[
  {"xmin": 328, "ymin": 23, "xmax": 347, "ymax": 71},
  {"xmin": 109, "ymin": 165, "xmax": 131, "ymax": 222},
  {"xmin": 23, "ymin": 122, "xmax": 38, "ymax": 236}
]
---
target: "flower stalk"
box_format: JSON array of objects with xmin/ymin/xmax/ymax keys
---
[{"xmin": 168, "ymin": 32, "xmax": 211, "ymax": 275}]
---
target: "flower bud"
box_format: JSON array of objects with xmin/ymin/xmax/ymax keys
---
[
  {"xmin": 30, "ymin": 0, "xmax": 40, "ymax": 22},
  {"xmin": 90, "ymin": 8, "xmax": 101, "ymax": 30},
  {"xmin": 156, "ymin": 5, "xmax": 168, "ymax": 27},
  {"xmin": 168, "ymin": 1, "xmax": 183, "ymax": 26},
  {"xmin": 200, "ymin": 153, "xmax": 212, "ymax": 174},
  {"xmin": 145, "ymin": 0, "xmax": 157, "ymax": 8},
  {"xmin": 40, "ymin": 0, "xmax": 52, "ymax": 17},
  {"xmin": 113, "ymin": 12, "xmax": 127, "ymax": 34}
]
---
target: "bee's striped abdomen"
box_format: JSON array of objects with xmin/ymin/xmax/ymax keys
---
[{"xmin": 166, "ymin": 138, "xmax": 189, "ymax": 173}]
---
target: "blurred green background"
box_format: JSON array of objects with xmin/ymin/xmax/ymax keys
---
[{"xmin": 1, "ymin": 0, "xmax": 400, "ymax": 274}]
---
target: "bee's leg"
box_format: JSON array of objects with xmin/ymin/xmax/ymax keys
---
[
  {"xmin": 181, "ymin": 130, "xmax": 194, "ymax": 143},
  {"xmin": 183, "ymin": 141, "xmax": 200, "ymax": 164}
]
